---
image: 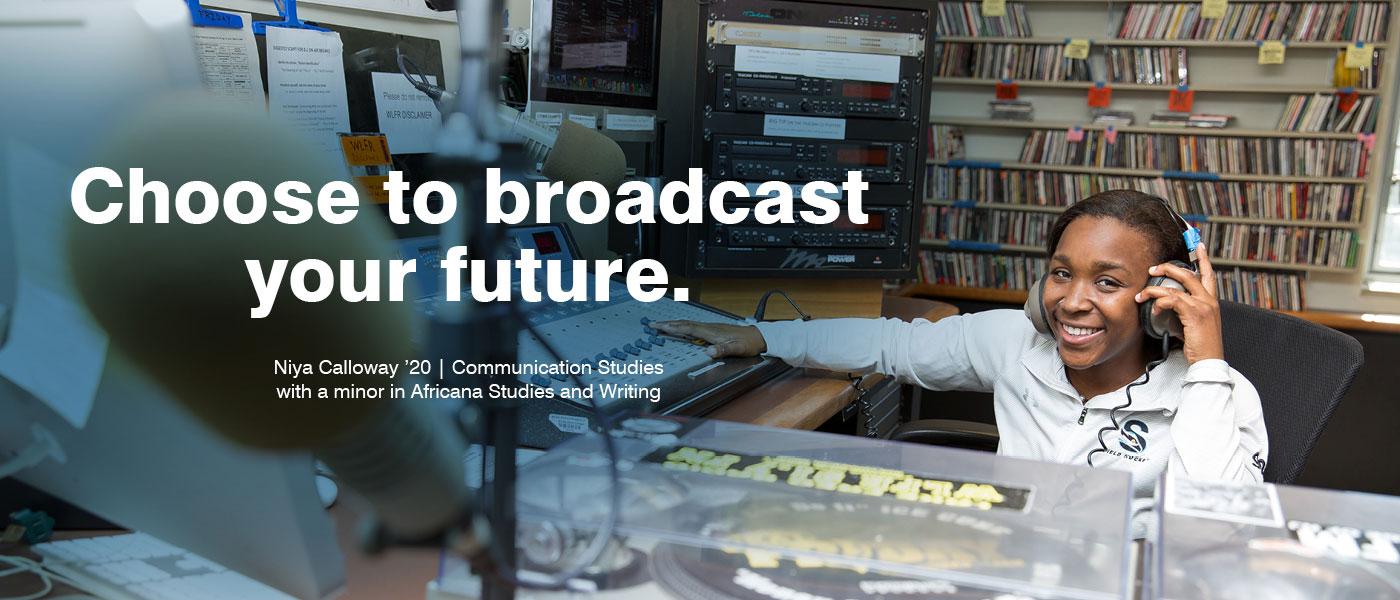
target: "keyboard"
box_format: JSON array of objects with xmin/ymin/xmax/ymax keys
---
[{"xmin": 32, "ymin": 532, "xmax": 296, "ymax": 600}]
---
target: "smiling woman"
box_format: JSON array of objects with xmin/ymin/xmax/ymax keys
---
[{"xmin": 653, "ymin": 189, "xmax": 1268, "ymax": 538}]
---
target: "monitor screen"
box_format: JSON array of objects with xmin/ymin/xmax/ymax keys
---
[{"xmin": 531, "ymin": 0, "xmax": 661, "ymax": 110}]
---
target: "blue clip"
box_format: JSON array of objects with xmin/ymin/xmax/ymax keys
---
[
  {"xmin": 186, "ymin": 0, "xmax": 242, "ymax": 29},
  {"xmin": 254, "ymin": 0, "xmax": 331, "ymax": 35},
  {"xmin": 1181, "ymin": 213, "xmax": 1209, "ymax": 223},
  {"xmin": 1176, "ymin": 84, "xmax": 1190, "ymax": 92},
  {"xmin": 1162, "ymin": 170, "xmax": 1220, "ymax": 182},
  {"xmin": 948, "ymin": 240, "xmax": 1002, "ymax": 252},
  {"xmin": 1356, "ymin": 40, "xmax": 1366, "ymax": 48},
  {"xmin": 951, "ymin": 200, "xmax": 978, "ymax": 208},
  {"xmin": 1341, "ymin": 87, "xmax": 1356, "ymax": 94},
  {"xmin": 1094, "ymin": 81, "xmax": 1106, "ymax": 89},
  {"xmin": 948, "ymin": 159, "xmax": 1003, "ymax": 169},
  {"xmin": 1182, "ymin": 226, "xmax": 1202, "ymax": 253}
]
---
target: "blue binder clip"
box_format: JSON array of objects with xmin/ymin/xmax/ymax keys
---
[
  {"xmin": 253, "ymin": 0, "xmax": 331, "ymax": 35},
  {"xmin": 186, "ymin": 0, "xmax": 242, "ymax": 29}
]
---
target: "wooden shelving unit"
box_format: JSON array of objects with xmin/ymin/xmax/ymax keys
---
[
  {"xmin": 922, "ymin": 199, "xmax": 1366, "ymax": 229},
  {"xmin": 929, "ymin": 77, "xmax": 1383, "ymax": 96},
  {"xmin": 930, "ymin": 117, "xmax": 1368, "ymax": 140},
  {"xmin": 919, "ymin": 0, "xmax": 1400, "ymax": 312},
  {"xmin": 926, "ymin": 159, "xmax": 1368, "ymax": 184},
  {"xmin": 937, "ymin": 36, "xmax": 1390, "ymax": 50},
  {"xmin": 919, "ymin": 238, "xmax": 1361, "ymax": 273}
]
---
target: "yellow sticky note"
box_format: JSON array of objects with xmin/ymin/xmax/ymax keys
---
[
  {"xmin": 1065, "ymin": 38, "xmax": 1090, "ymax": 60},
  {"xmin": 1201, "ymin": 0, "xmax": 1227, "ymax": 19},
  {"xmin": 1345, "ymin": 43, "xmax": 1374, "ymax": 68},
  {"xmin": 1258, "ymin": 41, "xmax": 1286, "ymax": 65},
  {"xmin": 981, "ymin": 0, "xmax": 1006, "ymax": 18}
]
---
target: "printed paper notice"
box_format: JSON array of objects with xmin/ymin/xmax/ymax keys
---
[
  {"xmin": 981, "ymin": 0, "xmax": 1006, "ymax": 17},
  {"xmin": 560, "ymin": 41, "xmax": 627, "ymax": 70},
  {"xmin": 1257, "ymin": 41, "xmax": 1286, "ymax": 65},
  {"xmin": 764, "ymin": 114, "xmax": 845, "ymax": 140},
  {"xmin": 734, "ymin": 46, "xmax": 899, "ymax": 84},
  {"xmin": 266, "ymin": 27, "xmax": 352, "ymax": 167},
  {"xmin": 370, "ymin": 72, "xmax": 441, "ymax": 154},
  {"xmin": 605, "ymin": 113, "xmax": 655, "ymax": 132},
  {"xmin": 191, "ymin": 12, "xmax": 264, "ymax": 106},
  {"xmin": 567, "ymin": 113, "xmax": 598, "ymax": 129}
]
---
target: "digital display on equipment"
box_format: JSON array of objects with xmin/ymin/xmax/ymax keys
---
[
  {"xmin": 833, "ymin": 213, "xmax": 886, "ymax": 231},
  {"xmin": 835, "ymin": 147, "xmax": 890, "ymax": 166},
  {"xmin": 532, "ymin": 0, "xmax": 661, "ymax": 109},
  {"xmin": 841, "ymin": 82, "xmax": 894, "ymax": 100},
  {"xmin": 532, "ymin": 231, "xmax": 563, "ymax": 255}
]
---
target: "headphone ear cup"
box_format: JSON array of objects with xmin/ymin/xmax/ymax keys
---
[
  {"xmin": 1024, "ymin": 275, "xmax": 1052, "ymax": 336},
  {"xmin": 1140, "ymin": 271, "xmax": 1189, "ymax": 339}
]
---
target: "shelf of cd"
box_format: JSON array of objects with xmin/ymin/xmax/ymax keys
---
[
  {"xmin": 929, "ymin": 117, "xmax": 1368, "ymax": 141},
  {"xmin": 918, "ymin": 238, "xmax": 1359, "ymax": 273},
  {"xmin": 926, "ymin": 159, "xmax": 1367, "ymax": 184},
  {"xmin": 936, "ymin": 36, "xmax": 1390, "ymax": 49},
  {"xmin": 930, "ymin": 77, "xmax": 1383, "ymax": 96},
  {"xmin": 922, "ymin": 199, "xmax": 1365, "ymax": 229}
]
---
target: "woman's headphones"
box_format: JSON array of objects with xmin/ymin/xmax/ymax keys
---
[{"xmin": 1024, "ymin": 196, "xmax": 1201, "ymax": 340}]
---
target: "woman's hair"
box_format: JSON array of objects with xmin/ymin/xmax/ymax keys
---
[{"xmin": 1045, "ymin": 189, "xmax": 1189, "ymax": 264}]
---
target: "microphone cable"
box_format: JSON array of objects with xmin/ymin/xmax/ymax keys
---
[{"xmin": 1087, "ymin": 335, "xmax": 1171, "ymax": 468}]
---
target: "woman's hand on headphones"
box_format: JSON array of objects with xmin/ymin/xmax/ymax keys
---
[
  {"xmin": 650, "ymin": 320, "xmax": 767, "ymax": 358},
  {"xmin": 1135, "ymin": 249, "xmax": 1226, "ymax": 364}
]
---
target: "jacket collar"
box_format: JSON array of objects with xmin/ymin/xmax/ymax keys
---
[{"xmin": 1020, "ymin": 335, "xmax": 1187, "ymax": 414}]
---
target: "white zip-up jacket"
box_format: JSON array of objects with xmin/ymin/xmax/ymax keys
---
[{"xmin": 754, "ymin": 309, "xmax": 1268, "ymax": 536}]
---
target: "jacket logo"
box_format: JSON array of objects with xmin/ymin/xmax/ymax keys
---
[
  {"xmin": 1118, "ymin": 419, "xmax": 1149, "ymax": 454},
  {"xmin": 1252, "ymin": 452, "xmax": 1267, "ymax": 472}
]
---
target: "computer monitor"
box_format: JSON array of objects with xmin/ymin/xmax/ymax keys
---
[
  {"xmin": 0, "ymin": 2, "xmax": 344, "ymax": 598},
  {"xmin": 528, "ymin": 0, "xmax": 662, "ymax": 141}
]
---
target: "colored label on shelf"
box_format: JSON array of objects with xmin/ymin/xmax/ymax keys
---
[
  {"xmin": 981, "ymin": 0, "xmax": 1006, "ymax": 17},
  {"xmin": 1087, "ymin": 84, "xmax": 1112, "ymax": 108},
  {"xmin": 1104, "ymin": 127, "xmax": 1118, "ymax": 144},
  {"xmin": 1168, "ymin": 87, "xmax": 1194, "ymax": 113},
  {"xmin": 996, "ymin": 79, "xmax": 1019, "ymax": 99},
  {"xmin": 994, "ymin": 80, "xmax": 1018, "ymax": 100},
  {"xmin": 1337, "ymin": 89, "xmax": 1359, "ymax": 113},
  {"xmin": 1258, "ymin": 41, "xmax": 1286, "ymax": 65},
  {"xmin": 1066, "ymin": 126, "xmax": 1085, "ymax": 142},
  {"xmin": 1201, "ymin": 0, "xmax": 1227, "ymax": 19},
  {"xmin": 1064, "ymin": 38, "xmax": 1090, "ymax": 60},
  {"xmin": 1344, "ymin": 43, "xmax": 1374, "ymax": 68}
]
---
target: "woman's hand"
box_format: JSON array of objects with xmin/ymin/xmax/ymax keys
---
[
  {"xmin": 1135, "ymin": 247, "xmax": 1225, "ymax": 364},
  {"xmin": 650, "ymin": 320, "xmax": 766, "ymax": 358}
]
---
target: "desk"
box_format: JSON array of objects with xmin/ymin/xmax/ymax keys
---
[
  {"xmin": 708, "ymin": 295, "xmax": 957, "ymax": 429},
  {"xmin": 4, "ymin": 296, "xmax": 957, "ymax": 600}
]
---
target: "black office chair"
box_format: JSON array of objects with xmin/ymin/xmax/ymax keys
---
[{"xmin": 890, "ymin": 301, "xmax": 1365, "ymax": 484}]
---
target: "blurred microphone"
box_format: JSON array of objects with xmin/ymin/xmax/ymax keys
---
[
  {"xmin": 495, "ymin": 105, "xmax": 627, "ymax": 189},
  {"xmin": 396, "ymin": 64, "xmax": 627, "ymax": 190},
  {"xmin": 67, "ymin": 92, "xmax": 468, "ymax": 541}
]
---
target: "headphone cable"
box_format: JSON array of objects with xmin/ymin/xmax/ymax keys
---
[{"xmin": 1087, "ymin": 335, "xmax": 1172, "ymax": 468}]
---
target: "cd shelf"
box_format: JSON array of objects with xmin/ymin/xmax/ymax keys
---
[
  {"xmin": 918, "ymin": 239, "xmax": 1358, "ymax": 273},
  {"xmin": 937, "ymin": 36, "xmax": 1390, "ymax": 49},
  {"xmin": 926, "ymin": 160, "xmax": 1367, "ymax": 184},
  {"xmin": 930, "ymin": 117, "xmax": 1368, "ymax": 140},
  {"xmin": 923, "ymin": 0, "xmax": 1398, "ymax": 310},
  {"xmin": 929, "ymin": 77, "xmax": 1382, "ymax": 96}
]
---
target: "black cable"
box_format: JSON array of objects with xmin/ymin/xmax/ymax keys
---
[
  {"xmin": 752, "ymin": 289, "xmax": 812, "ymax": 322},
  {"xmin": 1087, "ymin": 336, "xmax": 1172, "ymax": 468}
]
